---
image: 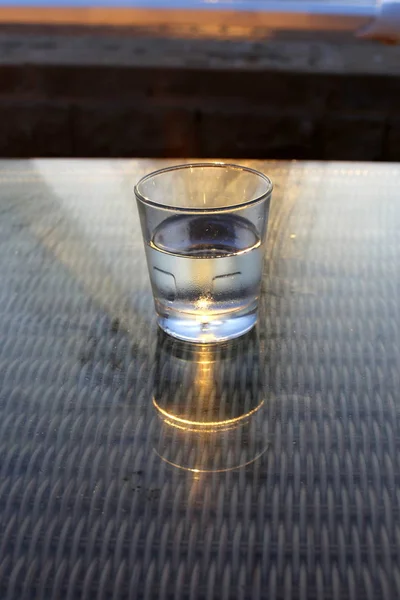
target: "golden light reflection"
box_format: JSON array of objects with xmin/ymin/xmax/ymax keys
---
[
  {"xmin": 153, "ymin": 340, "xmax": 264, "ymax": 429},
  {"xmin": 196, "ymin": 297, "xmax": 210, "ymax": 311},
  {"xmin": 162, "ymin": 417, "xmax": 240, "ymax": 434},
  {"xmin": 153, "ymin": 332, "xmax": 268, "ymax": 474},
  {"xmin": 196, "ymin": 343, "xmax": 213, "ymax": 394},
  {"xmin": 153, "ymin": 396, "xmax": 264, "ymax": 430}
]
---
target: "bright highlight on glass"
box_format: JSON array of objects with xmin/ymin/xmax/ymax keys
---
[
  {"xmin": 135, "ymin": 163, "xmax": 272, "ymax": 343},
  {"xmin": 152, "ymin": 330, "xmax": 268, "ymax": 473}
]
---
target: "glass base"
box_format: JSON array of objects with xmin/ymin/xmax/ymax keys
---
[{"xmin": 157, "ymin": 310, "xmax": 257, "ymax": 343}]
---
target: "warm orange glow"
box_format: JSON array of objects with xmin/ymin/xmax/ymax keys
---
[
  {"xmin": 0, "ymin": 7, "xmax": 367, "ymax": 32},
  {"xmin": 153, "ymin": 336, "xmax": 266, "ymax": 474},
  {"xmin": 162, "ymin": 417, "xmax": 239, "ymax": 434},
  {"xmin": 153, "ymin": 340, "xmax": 264, "ymax": 428},
  {"xmin": 153, "ymin": 396, "xmax": 264, "ymax": 428},
  {"xmin": 196, "ymin": 297, "xmax": 210, "ymax": 312}
]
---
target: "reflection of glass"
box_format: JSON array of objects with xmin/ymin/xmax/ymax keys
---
[
  {"xmin": 135, "ymin": 163, "xmax": 272, "ymax": 343},
  {"xmin": 152, "ymin": 329, "xmax": 269, "ymax": 473}
]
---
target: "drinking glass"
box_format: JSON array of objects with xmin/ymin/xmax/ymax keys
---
[{"xmin": 135, "ymin": 163, "xmax": 272, "ymax": 342}]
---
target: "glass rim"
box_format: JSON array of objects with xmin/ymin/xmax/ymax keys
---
[{"xmin": 134, "ymin": 162, "xmax": 273, "ymax": 212}]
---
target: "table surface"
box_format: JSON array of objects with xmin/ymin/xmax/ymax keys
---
[{"xmin": 1, "ymin": 159, "xmax": 400, "ymax": 600}]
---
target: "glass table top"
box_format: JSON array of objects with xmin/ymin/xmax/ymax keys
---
[{"xmin": 0, "ymin": 159, "xmax": 399, "ymax": 599}]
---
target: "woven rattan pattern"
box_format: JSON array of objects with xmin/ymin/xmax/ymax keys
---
[{"xmin": 0, "ymin": 160, "xmax": 399, "ymax": 599}]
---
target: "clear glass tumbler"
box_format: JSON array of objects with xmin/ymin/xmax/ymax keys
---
[{"xmin": 135, "ymin": 163, "xmax": 272, "ymax": 343}]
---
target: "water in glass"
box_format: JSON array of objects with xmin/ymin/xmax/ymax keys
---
[{"xmin": 146, "ymin": 213, "xmax": 263, "ymax": 341}]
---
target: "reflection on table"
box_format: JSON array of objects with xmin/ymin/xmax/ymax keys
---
[{"xmin": 152, "ymin": 329, "xmax": 270, "ymax": 473}]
